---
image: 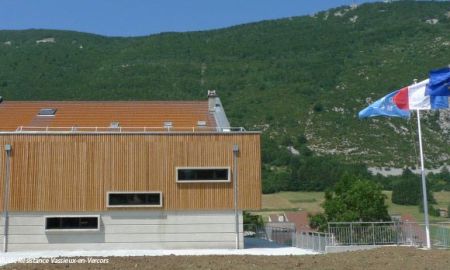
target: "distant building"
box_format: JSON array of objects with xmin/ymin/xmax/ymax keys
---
[
  {"xmin": 268, "ymin": 214, "xmax": 287, "ymax": 223},
  {"xmin": 438, "ymin": 208, "xmax": 448, "ymax": 218},
  {"xmin": 0, "ymin": 92, "xmax": 261, "ymax": 251},
  {"xmin": 268, "ymin": 211, "xmax": 315, "ymax": 232},
  {"xmin": 36, "ymin": 37, "xmax": 56, "ymax": 44},
  {"xmin": 285, "ymin": 211, "xmax": 315, "ymax": 232}
]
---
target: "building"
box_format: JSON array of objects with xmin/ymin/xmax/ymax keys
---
[
  {"xmin": 438, "ymin": 208, "xmax": 448, "ymax": 218},
  {"xmin": 285, "ymin": 211, "xmax": 315, "ymax": 232},
  {"xmin": 268, "ymin": 211, "xmax": 315, "ymax": 232},
  {"xmin": 0, "ymin": 92, "xmax": 261, "ymax": 251}
]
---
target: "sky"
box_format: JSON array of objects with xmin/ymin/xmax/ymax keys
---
[{"xmin": 0, "ymin": 0, "xmax": 380, "ymax": 37}]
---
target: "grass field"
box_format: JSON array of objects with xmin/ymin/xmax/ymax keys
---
[{"xmin": 259, "ymin": 191, "xmax": 450, "ymax": 222}]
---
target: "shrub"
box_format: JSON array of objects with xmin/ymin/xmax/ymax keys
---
[
  {"xmin": 310, "ymin": 174, "xmax": 390, "ymax": 231},
  {"xmin": 391, "ymin": 170, "xmax": 435, "ymax": 205},
  {"xmin": 418, "ymin": 202, "xmax": 440, "ymax": 217},
  {"xmin": 313, "ymin": 103, "xmax": 323, "ymax": 112}
]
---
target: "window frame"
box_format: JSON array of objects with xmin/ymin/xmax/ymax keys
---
[
  {"xmin": 175, "ymin": 167, "xmax": 231, "ymax": 183},
  {"xmin": 37, "ymin": 108, "xmax": 57, "ymax": 116},
  {"xmin": 106, "ymin": 191, "xmax": 163, "ymax": 208},
  {"xmin": 44, "ymin": 215, "xmax": 100, "ymax": 232}
]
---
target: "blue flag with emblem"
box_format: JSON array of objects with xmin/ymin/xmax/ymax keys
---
[{"xmin": 358, "ymin": 90, "xmax": 411, "ymax": 119}]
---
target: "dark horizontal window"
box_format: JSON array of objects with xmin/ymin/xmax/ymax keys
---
[
  {"xmin": 177, "ymin": 168, "xmax": 229, "ymax": 182},
  {"xmin": 108, "ymin": 192, "xmax": 162, "ymax": 207},
  {"xmin": 45, "ymin": 217, "xmax": 99, "ymax": 230}
]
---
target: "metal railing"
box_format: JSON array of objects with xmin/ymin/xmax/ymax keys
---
[
  {"xmin": 243, "ymin": 224, "xmax": 269, "ymax": 239},
  {"xmin": 244, "ymin": 221, "xmax": 450, "ymax": 251},
  {"xmin": 328, "ymin": 222, "xmax": 450, "ymax": 249},
  {"xmin": 265, "ymin": 223, "xmax": 296, "ymax": 247},
  {"xmin": 327, "ymin": 221, "xmax": 434, "ymax": 247},
  {"xmin": 244, "ymin": 223, "xmax": 327, "ymax": 252},
  {"xmin": 428, "ymin": 223, "xmax": 450, "ymax": 249},
  {"xmin": 13, "ymin": 126, "xmax": 247, "ymax": 133},
  {"xmin": 244, "ymin": 223, "xmax": 296, "ymax": 248},
  {"xmin": 296, "ymin": 231, "xmax": 333, "ymax": 253}
]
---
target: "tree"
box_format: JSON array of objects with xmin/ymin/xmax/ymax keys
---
[
  {"xmin": 310, "ymin": 174, "xmax": 390, "ymax": 231},
  {"xmin": 429, "ymin": 167, "xmax": 450, "ymax": 191},
  {"xmin": 309, "ymin": 213, "xmax": 328, "ymax": 232},
  {"xmin": 243, "ymin": 212, "xmax": 264, "ymax": 227},
  {"xmin": 419, "ymin": 202, "xmax": 440, "ymax": 217},
  {"xmin": 391, "ymin": 169, "xmax": 435, "ymax": 205}
]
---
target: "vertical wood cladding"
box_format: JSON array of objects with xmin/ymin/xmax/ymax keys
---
[{"xmin": 0, "ymin": 133, "xmax": 261, "ymax": 212}]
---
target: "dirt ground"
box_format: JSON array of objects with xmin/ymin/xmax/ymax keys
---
[{"xmin": 2, "ymin": 247, "xmax": 449, "ymax": 270}]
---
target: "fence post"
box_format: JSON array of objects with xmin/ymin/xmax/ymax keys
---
[
  {"xmin": 409, "ymin": 223, "xmax": 413, "ymax": 246},
  {"xmin": 318, "ymin": 233, "xmax": 321, "ymax": 251},
  {"xmin": 292, "ymin": 231, "xmax": 296, "ymax": 247},
  {"xmin": 395, "ymin": 222, "xmax": 399, "ymax": 245},
  {"xmin": 350, "ymin": 223, "xmax": 353, "ymax": 245},
  {"xmin": 313, "ymin": 233, "xmax": 316, "ymax": 250},
  {"xmin": 372, "ymin": 223, "xmax": 375, "ymax": 245},
  {"xmin": 303, "ymin": 232, "xmax": 306, "ymax": 249},
  {"xmin": 445, "ymin": 226, "xmax": 449, "ymax": 248},
  {"xmin": 307, "ymin": 232, "xmax": 310, "ymax": 249}
]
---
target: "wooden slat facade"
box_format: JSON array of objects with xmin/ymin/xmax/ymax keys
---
[{"xmin": 0, "ymin": 133, "xmax": 261, "ymax": 212}]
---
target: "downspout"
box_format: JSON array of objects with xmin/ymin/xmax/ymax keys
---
[
  {"xmin": 2, "ymin": 144, "xmax": 11, "ymax": 253},
  {"xmin": 233, "ymin": 144, "xmax": 240, "ymax": 249}
]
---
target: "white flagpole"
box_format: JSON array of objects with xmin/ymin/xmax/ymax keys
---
[{"xmin": 416, "ymin": 109, "xmax": 431, "ymax": 249}]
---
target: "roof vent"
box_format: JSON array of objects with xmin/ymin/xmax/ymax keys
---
[
  {"xmin": 38, "ymin": 108, "xmax": 57, "ymax": 116},
  {"xmin": 163, "ymin": 121, "xmax": 173, "ymax": 128},
  {"xmin": 207, "ymin": 90, "xmax": 217, "ymax": 97},
  {"xmin": 208, "ymin": 90, "xmax": 217, "ymax": 112},
  {"xmin": 197, "ymin": 120, "xmax": 207, "ymax": 127},
  {"xmin": 110, "ymin": 121, "xmax": 120, "ymax": 128}
]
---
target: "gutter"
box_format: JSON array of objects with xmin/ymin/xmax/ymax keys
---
[{"xmin": 0, "ymin": 131, "xmax": 261, "ymax": 135}]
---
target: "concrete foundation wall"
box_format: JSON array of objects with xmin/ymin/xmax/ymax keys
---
[
  {"xmin": 0, "ymin": 210, "xmax": 243, "ymax": 251},
  {"xmin": 325, "ymin": 245, "xmax": 382, "ymax": 253}
]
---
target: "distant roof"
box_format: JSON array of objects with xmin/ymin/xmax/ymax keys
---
[
  {"xmin": 400, "ymin": 213, "xmax": 417, "ymax": 223},
  {"xmin": 285, "ymin": 211, "xmax": 316, "ymax": 232},
  {"xmin": 267, "ymin": 212, "xmax": 316, "ymax": 232},
  {"xmin": 0, "ymin": 101, "xmax": 216, "ymax": 132},
  {"xmin": 269, "ymin": 214, "xmax": 283, "ymax": 223}
]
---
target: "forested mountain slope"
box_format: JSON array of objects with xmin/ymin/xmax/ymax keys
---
[{"xmin": 0, "ymin": 1, "xmax": 449, "ymax": 168}]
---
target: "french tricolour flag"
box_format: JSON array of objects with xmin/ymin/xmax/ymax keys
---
[
  {"xmin": 359, "ymin": 79, "xmax": 449, "ymax": 119},
  {"xmin": 427, "ymin": 67, "xmax": 450, "ymax": 96},
  {"xmin": 393, "ymin": 79, "xmax": 449, "ymax": 110}
]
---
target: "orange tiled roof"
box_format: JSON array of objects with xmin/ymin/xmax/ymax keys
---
[
  {"xmin": 285, "ymin": 211, "xmax": 316, "ymax": 232},
  {"xmin": 400, "ymin": 213, "xmax": 417, "ymax": 223},
  {"xmin": 0, "ymin": 101, "xmax": 216, "ymax": 131}
]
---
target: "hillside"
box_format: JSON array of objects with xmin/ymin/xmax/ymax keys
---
[{"xmin": 0, "ymin": 1, "xmax": 449, "ymax": 168}]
